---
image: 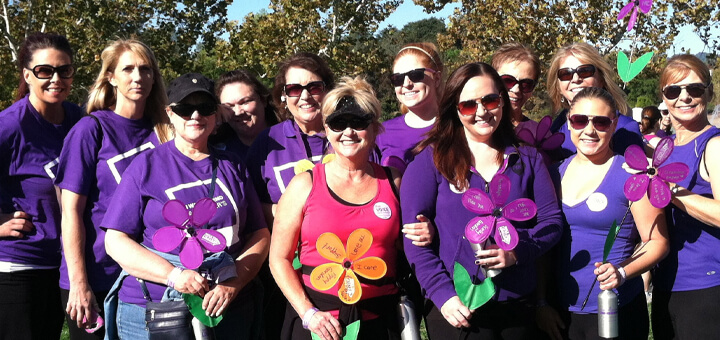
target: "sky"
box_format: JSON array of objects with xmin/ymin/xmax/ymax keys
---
[{"xmin": 226, "ymin": 1, "xmax": 716, "ymax": 56}]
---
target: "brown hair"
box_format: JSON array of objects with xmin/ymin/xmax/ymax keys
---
[
  {"xmin": 659, "ymin": 54, "xmax": 714, "ymax": 102},
  {"xmin": 16, "ymin": 32, "xmax": 74, "ymax": 101},
  {"xmin": 393, "ymin": 42, "xmax": 445, "ymax": 114},
  {"xmin": 272, "ymin": 52, "xmax": 335, "ymax": 121},
  {"xmin": 547, "ymin": 42, "xmax": 628, "ymax": 116},
  {"xmin": 418, "ymin": 62, "xmax": 517, "ymax": 191},
  {"xmin": 570, "ymin": 87, "xmax": 618, "ymax": 118},
  {"xmin": 216, "ymin": 69, "xmax": 280, "ymax": 127},
  {"xmin": 639, "ymin": 106, "xmax": 661, "ymax": 134},
  {"xmin": 491, "ymin": 42, "xmax": 541, "ymax": 81}
]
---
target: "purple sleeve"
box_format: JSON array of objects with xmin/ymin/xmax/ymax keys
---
[
  {"xmin": 245, "ymin": 130, "xmax": 272, "ymax": 203},
  {"xmin": 513, "ymin": 150, "xmax": 563, "ymax": 266},
  {"xmin": 612, "ymin": 114, "xmax": 644, "ymax": 155},
  {"xmin": 54, "ymin": 117, "xmax": 101, "ymax": 194},
  {"xmin": 100, "ymin": 156, "xmax": 146, "ymax": 238},
  {"xmin": 400, "ymin": 148, "xmax": 457, "ymax": 307}
]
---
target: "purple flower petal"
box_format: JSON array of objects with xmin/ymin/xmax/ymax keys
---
[
  {"xmin": 179, "ymin": 237, "xmax": 204, "ymax": 270},
  {"xmin": 381, "ymin": 156, "xmax": 407, "ymax": 174},
  {"xmin": 624, "ymin": 145, "xmax": 649, "ymax": 171},
  {"xmin": 465, "ymin": 216, "xmax": 494, "ymax": 245},
  {"xmin": 516, "ymin": 128, "xmax": 536, "ymax": 146},
  {"xmin": 163, "ymin": 199, "xmax": 190, "ymax": 228},
  {"xmin": 462, "ymin": 188, "xmax": 494, "ymax": 215},
  {"xmin": 653, "ymin": 137, "xmax": 674, "ymax": 168},
  {"xmin": 656, "ymin": 162, "xmax": 690, "ymax": 183},
  {"xmin": 152, "ymin": 226, "xmax": 186, "ymax": 252},
  {"xmin": 627, "ymin": 6, "xmax": 638, "ymax": 31},
  {"xmin": 648, "ymin": 177, "xmax": 672, "ymax": 208},
  {"xmin": 639, "ymin": 0, "xmax": 653, "ymax": 13},
  {"xmin": 493, "ymin": 218, "xmax": 519, "ymax": 251},
  {"xmin": 196, "ymin": 229, "xmax": 226, "ymax": 253},
  {"xmin": 618, "ymin": 1, "xmax": 635, "ymax": 20},
  {"xmin": 536, "ymin": 116, "xmax": 552, "ymax": 141},
  {"xmin": 624, "ymin": 173, "xmax": 650, "ymax": 202},
  {"xmin": 503, "ymin": 198, "xmax": 537, "ymax": 222},
  {"xmin": 490, "ymin": 174, "xmax": 511, "ymax": 207},
  {"xmin": 191, "ymin": 198, "xmax": 217, "ymax": 227},
  {"xmin": 540, "ymin": 132, "xmax": 565, "ymax": 151}
]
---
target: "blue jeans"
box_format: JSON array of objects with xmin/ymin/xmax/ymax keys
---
[{"xmin": 116, "ymin": 300, "xmax": 148, "ymax": 340}]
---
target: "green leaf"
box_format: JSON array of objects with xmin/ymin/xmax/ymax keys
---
[
  {"xmin": 603, "ymin": 220, "xmax": 621, "ymax": 263},
  {"xmin": 453, "ymin": 262, "xmax": 495, "ymax": 310},
  {"xmin": 183, "ymin": 293, "xmax": 223, "ymax": 327},
  {"xmin": 618, "ymin": 51, "xmax": 654, "ymax": 83},
  {"xmin": 311, "ymin": 320, "xmax": 360, "ymax": 340}
]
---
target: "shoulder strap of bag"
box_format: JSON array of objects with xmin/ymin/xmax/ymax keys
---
[{"xmin": 137, "ymin": 278, "xmax": 153, "ymax": 302}]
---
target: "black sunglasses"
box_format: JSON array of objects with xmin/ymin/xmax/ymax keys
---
[
  {"xmin": 501, "ymin": 75, "xmax": 537, "ymax": 94},
  {"xmin": 26, "ymin": 64, "xmax": 75, "ymax": 79},
  {"xmin": 327, "ymin": 117, "xmax": 372, "ymax": 132},
  {"xmin": 557, "ymin": 64, "xmax": 596, "ymax": 81},
  {"xmin": 283, "ymin": 81, "xmax": 325, "ymax": 97},
  {"xmin": 389, "ymin": 68, "xmax": 436, "ymax": 87},
  {"xmin": 568, "ymin": 114, "xmax": 614, "ymax": 132},
  {"xmin": 662, "ymin": 83, "xmax": 707, "ymax": 100},
  {"xmin": 457, "ymin": 94, "xmax": 502, "ymax": 116},
  {"xmin": 170, "ymin": 103, "xmax": 217, "ymax": 118}
]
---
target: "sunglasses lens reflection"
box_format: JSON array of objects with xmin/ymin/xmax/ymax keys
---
[
  {"xmin": 390, "ymin": 69, "xmax": 427, "ymax": 87},
  {"xmin": 663, "ymin": 83, "xmax": 706, "ymax": 100},
  {"xmin": 32, "ymin": 64, "xmax": 75, "ymax": 79},
  {"xmin": 172, "ymin": 103, "xmax": 216, "ymax": 117},
  {"xmin": 284, "ymin": 81, "xmax": 325, "ymax": 97},
  {"xmin": 457, "ymin": 94, "xmax": 501, "ymax": 116},
  {"xmin": 569, "ymin": 114, "xmax": 613, "ymax": 131},
  {"xmin": 328, "ymin": 118, "xmax": 371, "ymax": 132},
  {"xmin": 557, "ymin": 65, "xmax": 596, "ymax": 81}
]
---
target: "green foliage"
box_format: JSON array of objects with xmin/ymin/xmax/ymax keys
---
[
  {"xmin": 626, "ymin": 78, "xmax": 660, "ymax": 107},
  {"xmin": 635, "ymin": 95, "xmax": 656, "ymax": 109}
]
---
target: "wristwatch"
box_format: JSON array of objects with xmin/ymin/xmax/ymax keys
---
[{"xmin": 671, "ymin": 184, "xmax": 681, "ymax": 195}]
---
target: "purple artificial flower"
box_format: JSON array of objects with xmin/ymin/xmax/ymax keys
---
[
  {"xmin": 153, "ymin": 198, "xmax": 227, "ymax": 269},
  {"xmin": 516, "ymin": 115, "xmax": 565, "ymax": 166},
  {"xmin": 618, "ymin": 0, "xmax": 653, "ymax": 31},
  {"xmin": 623, "ymin": 137, "xmax": 689, "ymax": 208},
  {"xmin": 462, "ymin": 174, "xmax": 537, "ymax": 251}
]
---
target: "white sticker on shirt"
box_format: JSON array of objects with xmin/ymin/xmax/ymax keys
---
[
  {"xmin": 586, "ymin": 192, "xmax": 608, "ymax": 212},
  {"xmin": 373, "ymin": 202, "xmax": 392, "ymax": 220},
  {"xmin": 108, "ymin": 142, "xmax": 155, "ymax": 183},
  {"xmin": 44, "ymin": 157, "xmax": 59, "ymax": 179}
]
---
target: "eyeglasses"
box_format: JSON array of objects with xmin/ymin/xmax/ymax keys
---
[
  {"xmin": 283, "ymin": 81, "xmax": 325, "ymax": 97},
  {"xmin": 170, "ymin": 103, "xmax": 217, "ymax": 118},
  {"xmin": 26, "ymin": 64, "xmax": 75, "ymax": 79},
  {"xmin": 327, "ymin": 117, "xmax": 372, "ymax": 132},
  {"xmin": 389, "ymin": 68, "xmax": 436, "ymax": 87},
  {"xmin": 660, "ymin": 110, "xmax": 669, "ymax": 116},
  {"xmin": 557, "ymin": 64, "xmax": 596, "ymax": 81},
  {"xmin": 662, "ymin": 83, "xmax": 707, "ymax": 100},
  {"xmin": 501, "ymin": 75, "xmax": 536, "ymax": 93},
  {"xmin": 457, "ymin": 94, "xmax": 502, "ymax": 116},
  {"xmin": 568, "ymin": 114, "xmax": 615, "ymax": 132}
]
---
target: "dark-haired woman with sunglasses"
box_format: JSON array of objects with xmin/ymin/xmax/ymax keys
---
[
  {"xmin": 491, "ymin": 43, "xmax": 540, "ymax": 133},
  {"xmin": 546, "ymin": 43, "xmax": 642, "ymax": 161},
  {"xmin": 402, "ymin": 62, "xmax": 562, "ymax": 339},
  {"xmin": 376, "ymin": 43, "xmax": 444, "ymax": 175},
  {"xmin": 651, "ymin": 54, "xmax": 720, "ymax": 339},
  {"xmin": 102, "ymin": 73, "xmax": 269, "ymax": 340},
  {"xmin": 539, "ymin": 87, "xmax": 668, "ymax": 340},
  {"xmin": 54, "ymin": 39, "xmax": 170, "ymax": 339},
  {"xmin": 0, "ymin": 32, "xmax": 83, "ymax": 340}
]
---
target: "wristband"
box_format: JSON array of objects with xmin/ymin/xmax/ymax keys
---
[
  {"xmin": 166, "ymin": 267, "xmax": 183, "ymax": 288},
  {"xmin": 671, "ymin": 184, "xmax": 681, "ymax": 195},
  {"xmin": 617, "ymin": 266, "xmax": 627, "ymax": 286},
  {"xmin": 302, "ymin": 307, "xmax": 319, "ymax": 329}
]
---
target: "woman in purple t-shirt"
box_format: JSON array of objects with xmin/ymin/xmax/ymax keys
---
[
  {"xmin": 491, "ymin": 43, "xmax": 541, "ymax": 133},
  {"xmin": 0, "ymin": 33, "xmax": 83, "ymax": 340},
  {"xmin": 55, "ymin": 39, "xmax": 170, "ymax": 339}
]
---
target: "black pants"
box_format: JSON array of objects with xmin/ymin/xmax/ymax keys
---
[
  {"xmin": 567, "ymin": 292, "xmax": 648, "ymax": 340},
  {"xmin": 425, "ymin": 298, "xmax": 539, "ymax": 340},
  {"xmin": 0, "ymin": 269, "xmax": 63, "ymax": 340},
  {"xmin": 60, "ymin": 289, "xmax": 109, "ymax": 340},
  {"xmin": 652, "ymin": 285, "xmax": 720, "ymax": 340}
]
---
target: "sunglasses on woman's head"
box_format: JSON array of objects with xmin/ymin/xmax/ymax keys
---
[
  {"xmin": 283, "ymin": 81, "xmax": 325, "ymax": 98},
  {"xmin": 457, "ymin": 94, "xmax": 502, "ymax": 116},
  {"xmin": 390, "ymin": 68, "xmax": 436, "ymax": 87},
  {"xmin": 501, "ymin": 75, "xmax": 536, "ymax": 94},
  {"xmin": 662, "ymin": 83, "xmax": 707, "ymax": 100},
  {"xmin": 170, "ymin": 103, "xmax": 217, "ymax": 118},
  {"xmin": 327, "ymin": 117, "xmax": 372, "ymax": 132},
  {"xmin": 557, "ymin": 64, "xmax": 596, "ymax": 81},
  {"xmin": 568, "ymin": 114, "xmax": 614, "ymax": 132},
  {"xmin": 26, "ymin": 64, "xmax": 75, "ymax": 79}
]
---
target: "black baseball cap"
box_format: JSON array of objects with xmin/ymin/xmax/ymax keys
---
[{"xmin": 167, "ymin": 73, "xmax": 216, "ymax": 104}]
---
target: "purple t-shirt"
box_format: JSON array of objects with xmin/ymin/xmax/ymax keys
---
[
  {"xmin": 654, "ymin": 127, "xmax": 720, "ymax": 292},
  {"xmin": 556, "ymin": 155, "xmax": 643, "ymax": 313},
  {"xmin": 101, "ymin": 140, "xmax": 267, "ymax": 307},
  {"xmin": 376, "ymin": 115, "xmax": 433, "ymax": 168},
  {"xmin": 401, "ymin": 146, "xmax": 562, "ymax": 307},
  {"xmin": 55, "ymin": 110, "xmax": 159, "ymax": 290},
  {"xmin": 0, "ymin": 96, "xmax": 82, "ymax": 266},
  {"xmin": 551, "ymin": 110, "xmax": 643, "ymax": 161},
  {"xmin": 209, "ymin": 123, "xmax": 250, "ymax": 160},
  {"xmin": 246, "ymin": 120, "xmax": 327, "ymax": 203}
]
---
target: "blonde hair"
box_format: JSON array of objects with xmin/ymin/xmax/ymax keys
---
[
  {"xmin": 393, "ymin": 42, "xmax": 444, "ymax": 114},
  {"xmin": 321, "ymin": 76, "xmax": 383, "ymax": 135},
  {"xmin": 660, "ymin": 54, "xmax": 714, "ymax": 102},
  {"xmin": 547, "ymin": 42, "xmax": 628, "ymax": 116},
  {"xmin": 86, "ymin": 39, "xmax": 171, "ymax": 143}
]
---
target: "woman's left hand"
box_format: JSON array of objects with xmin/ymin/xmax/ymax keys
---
[
  {"xmin": 595, "ymin": 262, "xmax": 623, "ymax": 290},
  {"xmin": 202, "ymin": 280, "xmax": 239, "ymax": 317},
  {"xmin": 402, "ymin": 214, "xmax": 435, "ymax": 246},
  {"xmin": 474, "ymin": 244, "xmax": 517, "ymax": 269}
]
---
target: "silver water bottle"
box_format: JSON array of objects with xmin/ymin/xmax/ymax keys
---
[
  {"xmin": 468, "ymin": 240, "xmax": 501, "ymax": 278},
  {"xmin": 192, "ymin": 317, "xmax": 215, "ymax": 340},
  {"xmin": 597, "ymin": 290, "xmax": 618, "ymax": 338},
  {"xmin": 397, "ymin": 295, "xmax": 421, "ymax": 340}
]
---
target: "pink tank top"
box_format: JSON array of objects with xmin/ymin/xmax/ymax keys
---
[{"xmin": 300, "ymin": 162, "xmax": 400, "ymax": 301}]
